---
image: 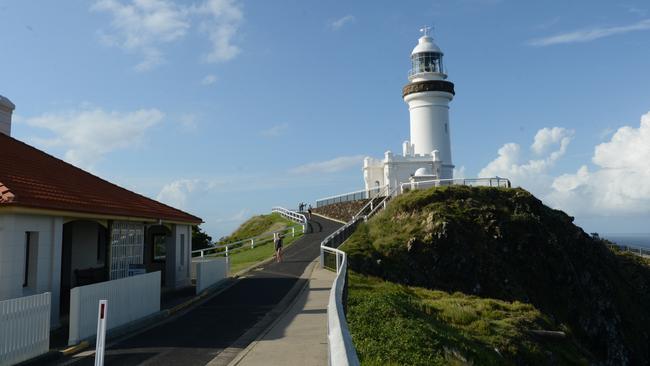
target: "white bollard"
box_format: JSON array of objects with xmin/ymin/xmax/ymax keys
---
[
  {"xmin": 292, "ymin": 227, "xmax": 295, "ymax": 237},
  {"xmin": 95, "ymin": 299, "xmax": 108, "ymax": 366},
  {"xmin": 251, "ymin": 239, "xmax": 255, "ymax": 249}
]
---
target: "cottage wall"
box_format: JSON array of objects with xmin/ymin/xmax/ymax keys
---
[{"xmin": 0, "ymin": 213, "xmax": 63, "ymax": 325}]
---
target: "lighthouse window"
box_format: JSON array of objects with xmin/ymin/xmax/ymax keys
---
[{"xmin": 411, "ymin": 52, "xmax": 443, "ymax": 75}]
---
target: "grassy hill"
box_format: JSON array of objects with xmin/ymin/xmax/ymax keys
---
[
  {"xmin": 341, "ymin": 186, "xmax": 650, "ymax": 365},
  {"xmin": 217, "ymin": 213, "xmax": 304, "ymax": 273},
  {"xmin": 221, "ymin": 212, "xmax": 296, "ymax": 243}
]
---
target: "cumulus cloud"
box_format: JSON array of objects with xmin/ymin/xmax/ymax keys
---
[
  {"xmin": 92, "ymin": 0, "xmax": 242, "ymax": 70},
  {"xmin": 24, "ymin": 106, "xmax": 163, "ymax": 170},
  {"xmin": 329, "ymin": 15, "xmax": 355, "ymax": 30},
  {"xmin": 529, "ymin": 19, "xmax": 650, "ymax": 46},
  {"xmin": 290, "ymin": 155, "xmax": 365, "ymax": 175},
  {"xmin": 546, "ymin": 112, "xmax": 650, "ymax": 215},
  {"xmin": 479, "ymin": 127, "xmax": 573, "ymax": 192},
  {"xmin": 260, "ymin": 122, "xmax": 288, "ymax": 137}
]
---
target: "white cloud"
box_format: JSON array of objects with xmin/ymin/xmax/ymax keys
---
[
  {"xmin": 201, "ymin": 74, "xmax": 217, "ymax": 85},
  {"xmin": 529, "ymin": 19, "xmax": 650, "ymax": 46},
  {"xmin": 193, "ymin": 0, "xmax": 243, "ymax": 63},
  {"xmin": 24, "ymin": 107, "xmax": 163, "ymax": 170},
  {"xmin": 531, "ymin": 127, "xmax": 572, "ymax": 155},
  {"xmin": 290, "ymin": 155, "xmax": 365, "ymax": 175},
  {"xmin": 547, "ymin": 112, "xmax": 650, "ymax": 215},
  {"xmin": 479, "ymin": 127, "xmax": 573, "ymax": 192},
  {"xmin": 330, "ymin": 15, "xmax": 355, "ymax": 30},
  {"xmin": 92, "ymin": 0, "xmax": 190, "ymax": 70},
  {"xmin": 92, "ymin": 0, "xmax": 243, "ymax": 70},
  {"xmin": 157, "ymin": 179, "xmax": 222, "ymax": 208},
  {"xmin": 260, "ymin": 122, "xmax": 289, "ymax": 137}
]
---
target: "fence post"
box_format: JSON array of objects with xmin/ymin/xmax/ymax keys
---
[
  {"xmin": 225, "ymin": 245, "xmax": 229, "ymax": 258},
  {"xmin": 292, "ymin": 227, "xmax": 295, "ymax": 237},
  {"xmin": 320, "ymin": 248, "xmax": 325, "ymax": 268},
  {"xmin": 200, "ymin": 250, "xmax": 204, "ymax": 258},
  {"xmin": 336, "ymin": 252, "xmax": 341, "ymax": 271},
  {"xmin": 95, "ymin": 300, "xmax": 108, "ymax": 366},
  {"xmin": 251, "ymin": 239, "xmax": 255, "ymax": 249}
]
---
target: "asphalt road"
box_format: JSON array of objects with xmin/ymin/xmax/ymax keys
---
[{"xmin": 52, "ymin": 215, "xmax": 341, "ymax": 366}]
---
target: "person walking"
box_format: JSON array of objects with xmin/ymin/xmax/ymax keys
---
[
  {"xmin": 274, "ymin": 232, "xmax": 284, "ymax": 263},
  {"xmin": 307, "ymin": 204, "xmax": 312, "ymax": 219}
]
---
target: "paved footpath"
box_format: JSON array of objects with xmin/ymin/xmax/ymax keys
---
[
  {"xmin": 54, "ymin": 216, "xmax": 341, "ymax": 366},
  {"xmin": 227, "ymin": 263, "xmax": 336, "ymax": 366}
]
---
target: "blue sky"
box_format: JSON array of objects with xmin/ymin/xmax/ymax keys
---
[{"xmin": 2, "ymin": 0, "xmax": 650, "ymax": 238}]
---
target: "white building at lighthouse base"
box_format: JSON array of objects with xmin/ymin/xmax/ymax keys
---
[{"xmin": 362, "ymin": 146, "xmax": 453, "ymax": 191}]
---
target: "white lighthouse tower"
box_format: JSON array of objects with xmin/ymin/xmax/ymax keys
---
[
  {"xmin": 363, "ymin": 27, "xmax": 456, "ymax": 191},
  {"xmin": 403, "ymin": 26, "xmax": 455, "ymax": 179}
]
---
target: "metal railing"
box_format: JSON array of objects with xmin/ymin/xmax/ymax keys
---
[
  {"xmin": 316, "ymin": 186, "xmax": 385, "ymax": 208},
  {"xmin": 321, "ymin": 217, "xmax": 363, "ymax": 366},
  {"xmin": 192, "ymin": 225, "xmax": 302, "ymax": 259},
  {"xmin": 400, "ymin": 177, "xmax": 511, "ymax": 194},
  {"xmin": 609, "ymin": 243, "xmax": 650, "ymax": 258},
  {"xmin": 272, "ymin": 206, "xmax": 308, "ymax": 230},
  {"xmin": 192, "ymin": 207, "xmax": 306, "ymax": 259}
]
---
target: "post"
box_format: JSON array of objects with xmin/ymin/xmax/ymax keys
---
[
  {"xmin": 251, "ymin": 239, "xmax": 255, "ymax": 249},
  {"xmin": 200, "ymin": 250, "xmax": 204, "ymax": 258},
  {"xmin": 225, "ymin": 245, "xmax": 229, "ymax": 258},
  {"xmin": 336, "ymin": 252, "xmax": 341, "ymax": 271},
  {"xmin": 95, "ymin": 300, "xmax": 108, "ymax": 366},
  {"xmin": 320, "ymin": 248, "xmax": 325, "ymax": 268},
  {"xmin": 292, "ymin": 227, "xmax": 295, "ymax": 237}
]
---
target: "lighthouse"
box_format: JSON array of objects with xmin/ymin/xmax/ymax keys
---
[
  {"xmin": 363, "ymin": 27, "xmax": 456, "ymax": 191},
  {"xmin": 403, "ymin": 26, "xmax": 455, "ymax": 179}
]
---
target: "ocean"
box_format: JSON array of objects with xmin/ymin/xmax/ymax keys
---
[{"xmin": 602, "ymin": 233, "xmax": 650, "ymax": 250}]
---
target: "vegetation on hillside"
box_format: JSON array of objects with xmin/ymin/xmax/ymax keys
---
[
  {"xmin": 214, "ymin": 213, "xmax": 304, "ymax": 273},
  {"xmin": 342, "ymin": 186, "xmax": 650, "ymax": 365},
  {"xmin": 221, "ymin": 212, "xmax": 298, "ymax": 243},
  {"xmin": 347, "ymin": 273, "xmax": 590, "ymax": 366}
]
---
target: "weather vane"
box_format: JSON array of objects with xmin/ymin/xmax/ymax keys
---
[{"xmin": 420, "ymin": 25, "xmax": 433, "ymax": 37}]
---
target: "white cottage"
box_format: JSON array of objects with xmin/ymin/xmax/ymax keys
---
[{"xmin": 0, "ymin": 96, "xmax": 202, "ymax": 328}]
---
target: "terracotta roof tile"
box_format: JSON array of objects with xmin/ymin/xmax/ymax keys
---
[{"xmin": 0, "ymin": 134, "xmax": 202, "ymax": 223}]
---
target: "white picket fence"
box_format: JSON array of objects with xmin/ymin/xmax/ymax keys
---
[
  {"xmin": 192, "ymin": 258, "xmax": 229, "ymax": 294},
  {"xmin": 68, "ymin": 272, "xmax": 160, "ymax": 345},
  {"xmin": 0, "ymin": 292, "xmax": 51, "ymax": 366}
]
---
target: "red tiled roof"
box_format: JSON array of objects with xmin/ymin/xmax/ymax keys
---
[{"xmin": 0, "ymin": 134, "xmax": 202, "ymax": 224}]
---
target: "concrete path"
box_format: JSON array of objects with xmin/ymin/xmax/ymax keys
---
[
  {"xmin": 51, "ymin": 216, "xmax": 341, "ymax": 366},
  {"xmin": 227, "ymin": 263, "xmax": 335, "ymax": 366}
]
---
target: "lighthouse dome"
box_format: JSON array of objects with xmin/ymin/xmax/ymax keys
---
[
  {"xmin": 411, "ymin": 36, "xmax": 442, "ymax": 55},
  {"xmin": 414, "ymin": 167, "xmax": 432, "ymax": 177}
]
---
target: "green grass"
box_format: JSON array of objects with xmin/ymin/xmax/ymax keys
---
[
  {"xmin": 227, "ymin": 230, "xmax": 303, "ymax": 273},
  {"xmin": 347, "ymin": 272, "xmax": 590, "ymax": 366},
  {"xmin": 202, "ymin": 212, "xmax": 305, "ymax": 273}
]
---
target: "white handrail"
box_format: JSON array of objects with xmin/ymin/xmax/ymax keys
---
[
  {"xmin": 323, "ymin": 246, "xmax": 360, "ymax": 366},
  {"xmin": 400, "ymin": 177, "xmax": 511, "ymax": 193},
  {"xmin": 316, "ymin": 186, "xmax": 386, "ymax": 208},
  {"xmin": 191, "ymin": 208, "xmax": 307, "ymax": 259},
  {"xmin": 272, "ymin": 206, "xmax": 307, "ymax": 225},
  {"xmin": 320, "ymin": 214, "xmax": 365, "ymax": 366}
]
